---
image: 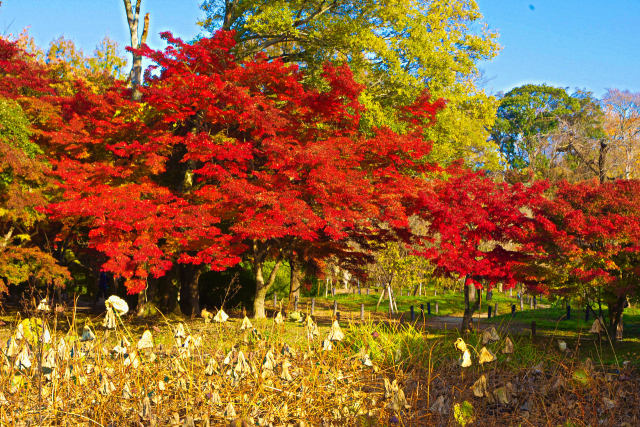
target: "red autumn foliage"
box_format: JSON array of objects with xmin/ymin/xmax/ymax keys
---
[
  {"xmin": 529, "ymin": 180, "xmax": 640, "ymax": 325},
  {"xmin": 417, "ymin": 166, "xmax": 549, "ymax": 290},
  {"xmin": 0, "ymin": 39, "xmax": 55, "ymax": 99},
  {"xmin": 0, "ymin": 38, "xmax": 70, "ymax": 292},
  {"xmin": 44, "ymin": 30, "xmax": 445, "ymax": 308},
  {"xmin": 2, "ymin": 33, "xmax": 640, "ymax": 329}
]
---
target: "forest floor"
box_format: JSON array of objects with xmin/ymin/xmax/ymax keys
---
[{"xmin": 0, "ymin": 294, "xmax": 639, "ymax": 425}]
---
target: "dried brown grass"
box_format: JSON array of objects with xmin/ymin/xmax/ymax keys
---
[{"xmin": 0, "ymin": 307, "xmax": 638, "ymax": 426}]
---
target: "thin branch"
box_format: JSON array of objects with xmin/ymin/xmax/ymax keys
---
[
  {"xmin": 134, "ymin": 0, "xmax": 142, "ymax": 21},
  {"xmin": 141, "ymin": 12, "xmax": 150, "ymax": 45}
]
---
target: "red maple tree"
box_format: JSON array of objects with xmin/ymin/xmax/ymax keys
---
[
  {"xmin": 0, "ymin": 38, "xmax": 70, "ymax": 294},
  {"xmin": 529, "ymin": 179, "xmax": 640, "ymax": 338},
  {"xmin": 417, "ymin": 166, "xmax": 548, "ymax": 330},
  {"xmin": 45, "ymin": 30, "xmax": 446, "ymax": 317}
]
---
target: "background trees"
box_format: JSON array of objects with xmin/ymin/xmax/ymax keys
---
[
  {"xmin": 199, "ymin": 0, "xmax": 502, "ymax": 169},
  {"xmin": 491, "ymin": 84, "xmax": 582, "ymax": 177},
  {"xmin": 602, "ymin": 89, "xmax": 640, "ymax": 180},
  {"xmin": 528, "ymin": 180, "xmax": 640, "ymax": 339},
  {"xmin": 492, "ymin": 84, "xmax": 640, "ymax": 185},
  {"xmin": 0, "ymin": 41, "xmax": 70, "ymax": 296}
]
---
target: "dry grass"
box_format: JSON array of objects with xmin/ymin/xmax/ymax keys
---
[{"xmin": 0, "ymin": 305, "xmax": 639, "ymax": 426}]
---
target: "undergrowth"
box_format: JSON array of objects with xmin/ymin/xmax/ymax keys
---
[{"xmin": 0, "ymin": 304, "xmax": 638, "ymax": 426}]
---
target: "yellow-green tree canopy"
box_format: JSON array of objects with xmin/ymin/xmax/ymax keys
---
[
  {"xmin": 46, "ymin": 36, "xmax": 128, "ymax": 94},
  {"xmin": 199, "ymin": 0, "xmax": 501, "ymax": 169},
  {"xmin": 0, "ymin": 98, "xmax": 69, "ymax": 291}
]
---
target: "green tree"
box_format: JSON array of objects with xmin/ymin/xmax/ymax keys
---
[
  {"xmin": 367, "ymin": 241, "xmax": 433, "ymax": 313},
  {"xmin": 492, "ymin": 84, "xmax": 575, "ymax": 172},
  {"xmin": 0, "ymin": 98, "xmax": 69, "ymax": 294},
  {"xmin": 491, "ymin": 84, "xmax": 609, "ymax": 182},
  {"xmin": 199, "ymin": 0, "xmax": 501, "ymax": 169}
]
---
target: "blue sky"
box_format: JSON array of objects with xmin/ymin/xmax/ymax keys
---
[
  {"xmin": 477, "ymin": 0, "xmax": 640, "ymax": 97},
  {"xmin": 1, "ymin": 0, "xmax": 638, "ymax": 98}
]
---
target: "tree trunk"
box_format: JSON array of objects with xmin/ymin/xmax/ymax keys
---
[
  {"xmin": 608, "ymin": 295, "xmax": 626, "ymax": 342},
  {"xmin": 136, "ymin": 279, "xmax": 157, "ymax": 317},
  {"xmin": 598, "ymin": 139, "xmax": 609, "ymax": 184},
  {"xmin": 222, "ymin": 0, "xmax": 239, "ymax": 30},
  {"xmin": 375, "ymin": 287, "xmax": 386, "ymax": 312},
  {"xmin": 461, "ymin": 278, "xmax": 481, "ymax": 332},
  {"xmin": 288, "ymin": 255, "xmax": 303, "ymax": 302},
  {"xmin": 252, "ymin": 258, "xmax": 283, "ymax": 318},
  {"xmin": 178, "ymin": 264, "xmax": 203, "ymax": 317},
  {"xmin": 387, "ymin": 284, "xmax": 394, "ymax": 314},
  {"xmin": 156, "ymin": 266, "xmax": 180, "ymax": 314},
  {"xmin": 122, "ymin": 0, "xmax": 149, "ymax": 101},
  {"xmin": 468, "ymin": 282, "xmax": 476, "ymax": 302}
]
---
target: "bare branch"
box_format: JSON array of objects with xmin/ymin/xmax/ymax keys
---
[
  {"xmin": 293, "ymin": 0, "xmax": 336, "ymax": 28},
  {"xmin": 123, "ymin": 0, "xmax": 134, "ymax": 27},
  {"xmin": 134, "ymin": 0, "xmax": 142, "ymax": 21},
  {"xmin": 223, "ymin": 0, "xmax": 239, "ymax": 30},
  {"xmin": 141, "ymin": 12, "xmax": 150, "ymax": 45}
]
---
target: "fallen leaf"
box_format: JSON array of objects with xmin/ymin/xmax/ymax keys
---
[
  {"xmin": 502, "ymin": 337, "xmax": 514, "ymax": 354},
  {"xmin": 459, "ymin": 350, "xmax": 472, "ymax": 368},
  {"xmin": 478, "ymin": 347, "xmax": 496, "ymax": 364}
]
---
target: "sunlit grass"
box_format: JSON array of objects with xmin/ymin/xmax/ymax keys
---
[{"xmin": 0, "ymin": 301, "xmax": 638, "ymax": 425}]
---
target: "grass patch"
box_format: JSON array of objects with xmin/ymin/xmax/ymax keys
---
[
  {"xmin": 311, "ymin": 288, "xmax": 549, "ymax": 317},
  {"xmin": 0, "ymin": 307, "xmax": 639, "ymax": 425}
]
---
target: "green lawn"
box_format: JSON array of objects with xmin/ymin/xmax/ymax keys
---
[
  {"xmin": 308, "ymin": 287, "xmax": 549, "ymax": 317},
  {"xmin": 487, "ymin": 305, "xmax": 640, "ymax": 334}
]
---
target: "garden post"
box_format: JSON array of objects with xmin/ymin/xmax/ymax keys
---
[
  {"xmin": 531, "ymin": 321, "xmax": 536, "ymax": 338},
  {"xmin": 435, "ymin": 302, "xmax": 439, "ymax": 314},
  {"xmin": 488, "ymin": 305, "xmax": 492, "ymax": 319},
  {"xmin": 311, "ymin": 298, "xmax": 315, "ymax": 315},
  {"xmin": 333, "ymin": 300, "xmax": 338, "ymax": 316},
  {"xmin": 410, "ymin": 305, "xmax": 415, "ymax": 322},
  {"xmin": 360, "ymin": 303, "xmax": 365, "ymax": 321},
  {"xmin": 427, "ymin": 302, "xmax": 431, "ymax": 315}
]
